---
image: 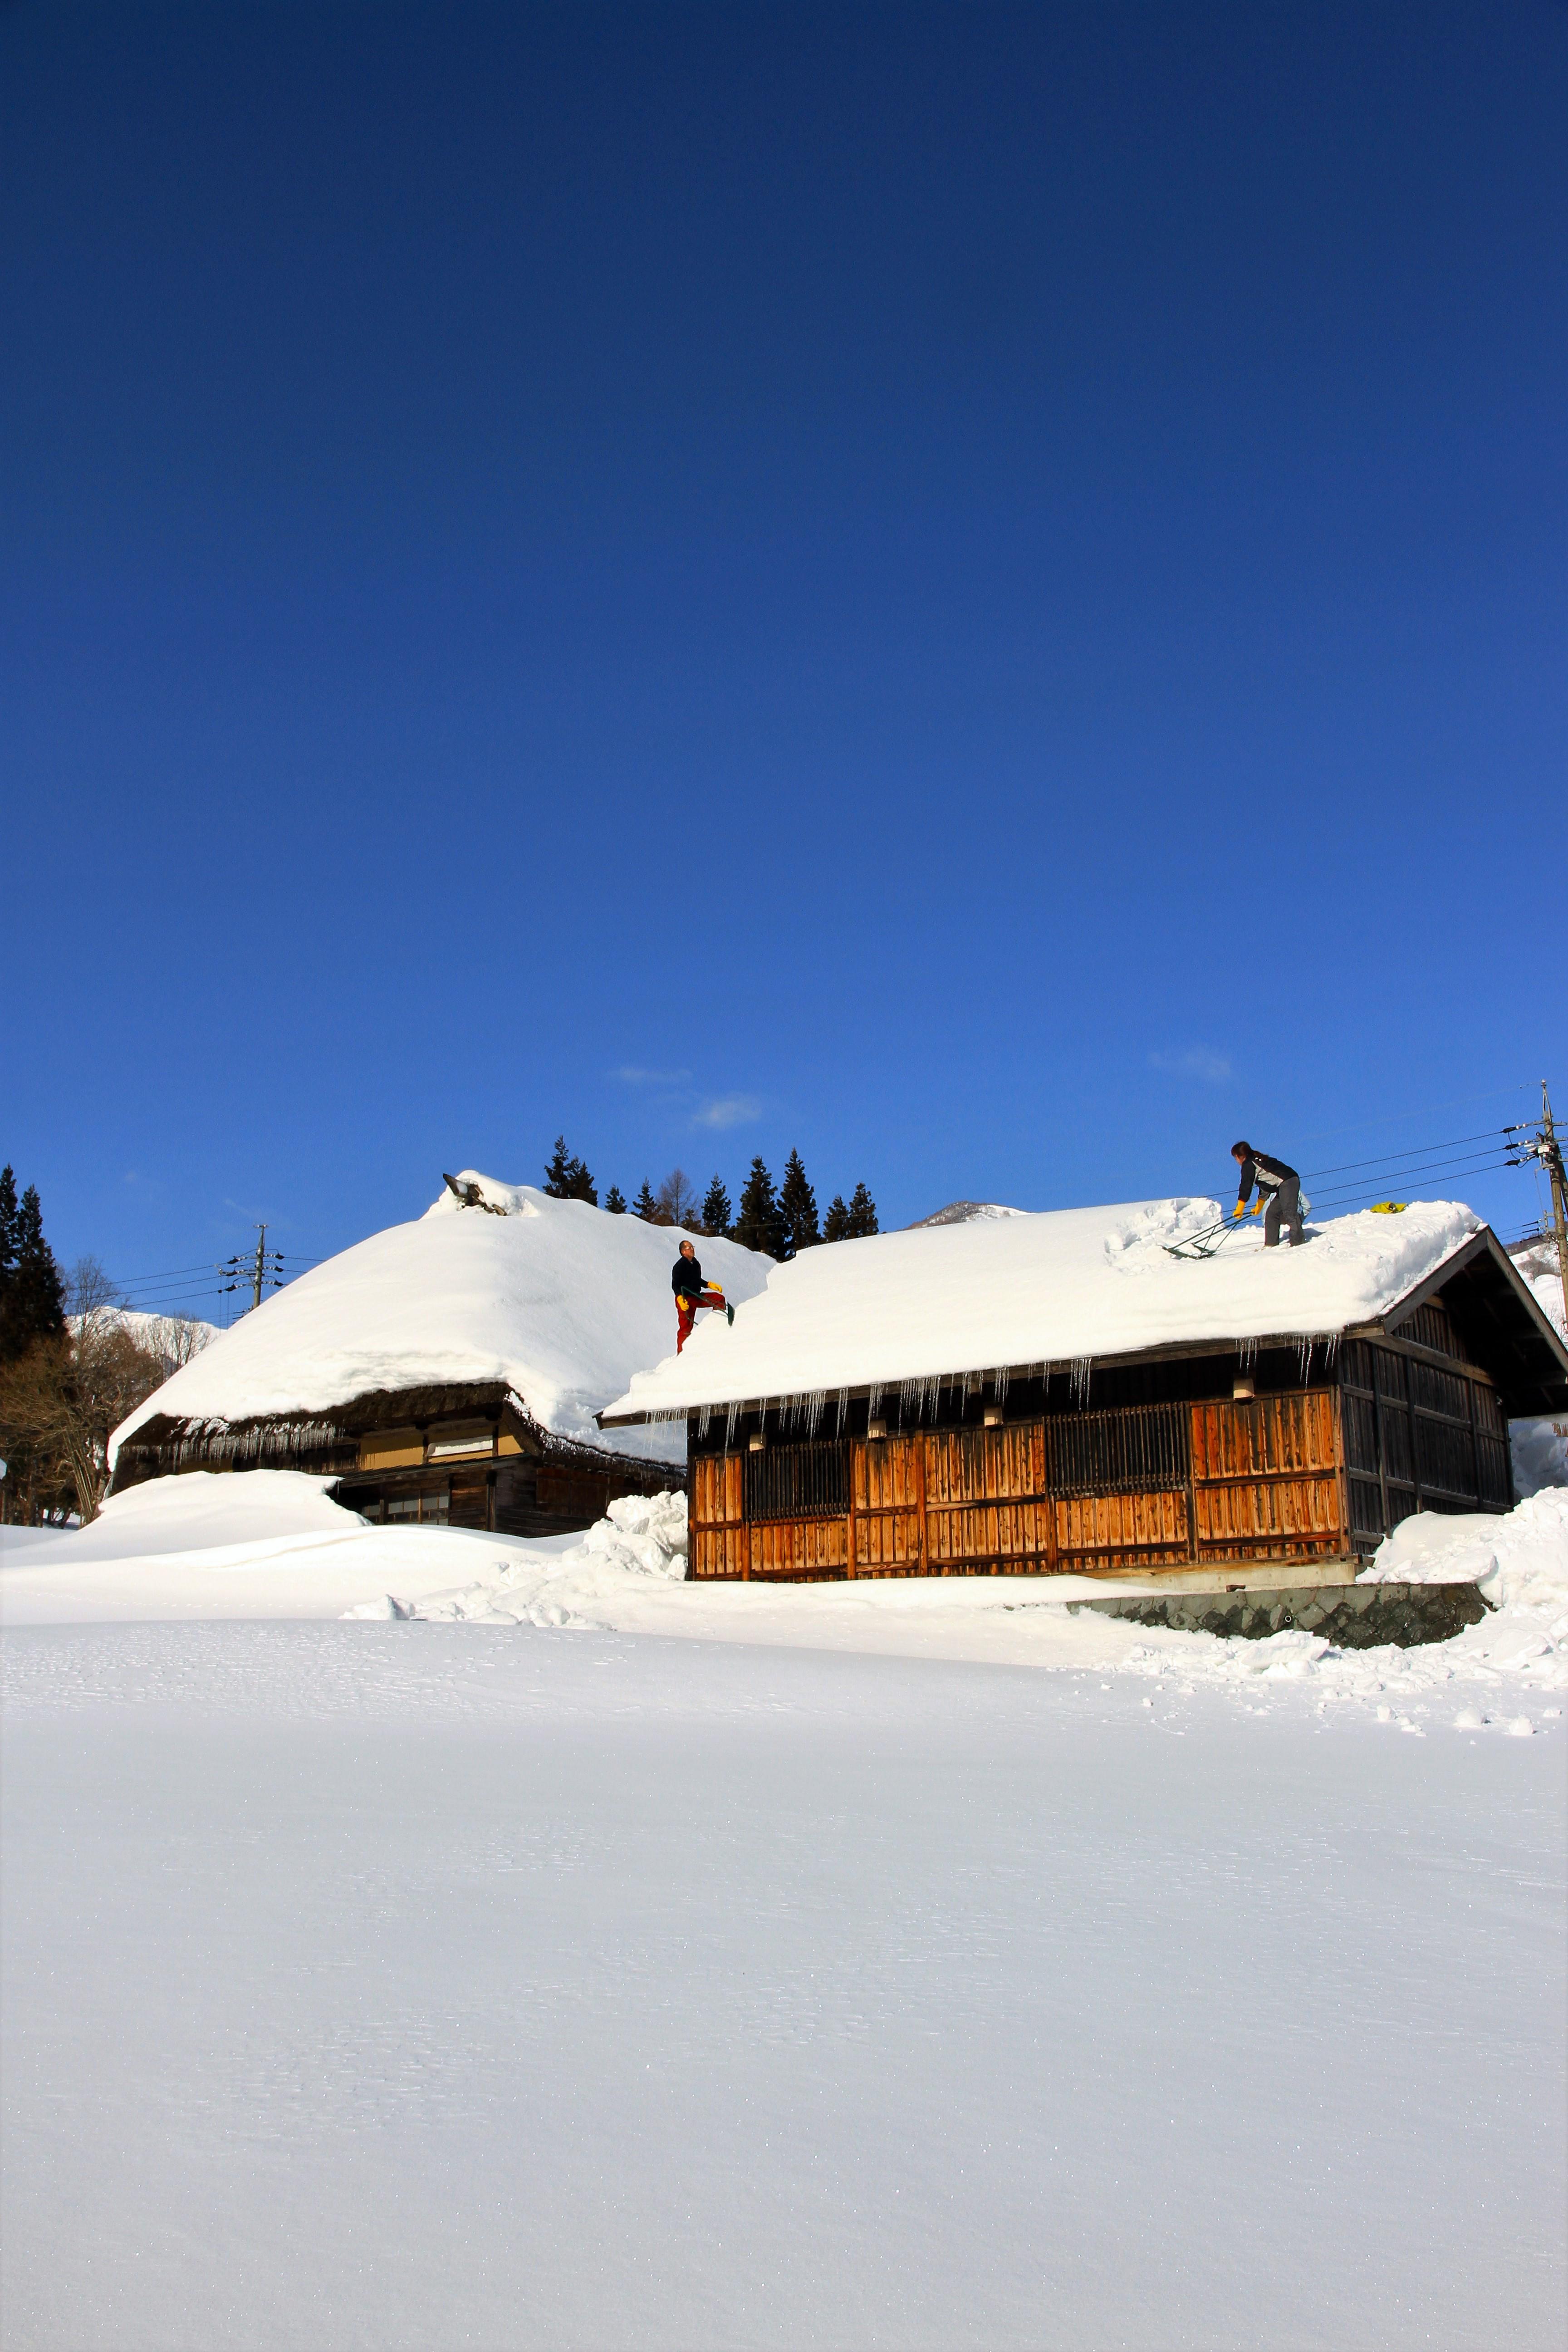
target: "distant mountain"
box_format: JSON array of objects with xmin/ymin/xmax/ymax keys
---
[{"xmin": 907, "ymin": 1201, "xmax": 1027, "ymax": 1229}]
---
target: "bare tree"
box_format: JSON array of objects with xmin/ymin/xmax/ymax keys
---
[
  {"xmin": 66, "ymin": 1255, "xmax": 121, "ymax": 1320},
  {"xmin": 144, "ymin": 1316, "xmax": 213, "ymax": 1377},
  {"xmin": 0, "ymin": 1320, "xmax": 168, "ymax": 1525},
  {"xmin": 654, "ymin": 1168, "xmax": 699, "ymax": 1230}
]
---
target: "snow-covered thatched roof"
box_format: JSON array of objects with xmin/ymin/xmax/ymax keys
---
[
  {"xmin": 600, "ymin": 1196, "xmax": 1523, "ymax": 1425},
  {"xmin": 111, "ymin": 1175, "xmax": 774, "ymax": 1469}
]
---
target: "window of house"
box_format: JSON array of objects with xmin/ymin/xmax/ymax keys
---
[{"xmin": 383, "ymin": 1492, "xmax": 450, "ymax": 1524}]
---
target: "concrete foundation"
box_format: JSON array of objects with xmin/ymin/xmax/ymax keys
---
[{"xmin": 1069, "ymin": 1581, "xmax": 1490, "ymax": 1649}]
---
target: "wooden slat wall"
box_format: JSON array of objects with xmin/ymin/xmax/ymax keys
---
[
  {"xmin": 748, "ymin": 1517, "xmax": 848, "ymax": 1579},
  {"xmin": 689, "ymin": 1450, "xmax": 747, "ymax": 1580},
  {"xmin": 1190, "ymin": 1391, "xmax": 1346, "ymax": 1563},
  {"xmin": 689, "ymin": 1385, "xmax": 1351, "ymax": 1581},
  {"xmin": 1055, "ymin": 1490, "xmax": 1191, "ymax": 1569}
]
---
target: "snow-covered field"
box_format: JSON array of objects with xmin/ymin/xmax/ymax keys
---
[{"xmin": 3, "ymin": 1475, "xmax": 1566, "ymax": 2349}]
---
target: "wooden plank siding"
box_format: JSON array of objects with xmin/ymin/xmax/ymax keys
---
[
  {"xmin": 1190, "ymin": 1390, "xmax": 1346, "ymax": 1563},
  {"xmin": 686, "ymin": 1388, "xmax": 1355, "ymax": 1581}
]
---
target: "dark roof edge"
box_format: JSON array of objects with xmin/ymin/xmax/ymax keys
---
[
  {"xmin": 1387, "ymin": 1227, "xmax": 1568, "ymax": 1375},
  {"xmin": 597, "ymin": 1328, "xmax": 1350, "ymax": 1429}
]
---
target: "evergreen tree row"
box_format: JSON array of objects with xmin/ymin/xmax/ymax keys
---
[
  {"xmin": 541, "ymin": 1140, "xmax": 877, "ymax": 1258},
  {"xmin": 0, "ymin": 1167, "xmax": 66, "ymax": 1363}
]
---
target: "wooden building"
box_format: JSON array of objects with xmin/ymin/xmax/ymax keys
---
[
  {"xmin": 112, "ymin": 1379, "xmax": 674, "ymax": 1537},
  {"xmin": 601, "ymin": 1214, "xmax": 1568, "ymax": 1583},
  {"xmin": 108, "ymin": 1171, "xmax": 774, "ymax": 1538}
]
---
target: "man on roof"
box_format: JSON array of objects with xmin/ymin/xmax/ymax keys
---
[
  {"xmin": 672, "ymin": 1237, "xmax": 735, "ymax": 1352},
  {"xmin": 1231, "ymin": 1142, "xmax": 1305, "ymax": 1249}
]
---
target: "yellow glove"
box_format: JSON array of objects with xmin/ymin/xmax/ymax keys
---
[
  {"xmin": 1251, "ymin": 1198, "xmax": 1263, "ymax": 1215},
  {"xmin": 1232, "ymin": 1202, "xmax": 1245, "ymax": 1218}
]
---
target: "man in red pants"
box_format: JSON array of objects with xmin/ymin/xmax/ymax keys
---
[{"xmin": 672, "ymin": 1238, "xmax": 734, "ymax": 1352}]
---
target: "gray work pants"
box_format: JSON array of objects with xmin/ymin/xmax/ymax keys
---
[{"xmin": 1264, "ymin": 1176, "xmax": 1303, "ymax": 1248}]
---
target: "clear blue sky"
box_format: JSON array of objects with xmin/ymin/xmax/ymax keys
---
[{"xmin": 4, "ymin": 3, "xmax": 1565, "ymax": 1313}]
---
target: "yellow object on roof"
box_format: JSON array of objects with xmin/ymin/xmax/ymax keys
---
[{"xmin": 1370, "ymin": 1201, "xmax": 1407, "ymax": 1214}]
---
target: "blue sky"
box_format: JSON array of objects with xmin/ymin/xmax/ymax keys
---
[{"xmin": 3, "ymin": 3, "xmax": 1564, "ymax": 1313}]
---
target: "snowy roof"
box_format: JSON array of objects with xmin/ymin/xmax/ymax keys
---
[
  {"xmin": 600, "ymin": 1196, "xmax": 1494, "ymax": 1423},
  {"xmin": 111, "ymin": 1176, "xmax": 774, "ymax": 1469}
]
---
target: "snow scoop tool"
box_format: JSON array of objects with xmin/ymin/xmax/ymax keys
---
[{"xmin": 1163, "ymin": 1214, "xmax": 1253, "ymax": 1260}]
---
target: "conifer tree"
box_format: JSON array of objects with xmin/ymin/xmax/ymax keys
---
[
  {"xmin": 632, "ymin": 1179, "xmax": 661, "ymax": 1223},
  {"xmin": 734, "ymin": 1157, "xmax": 785, "ymax": 1258},
  {"xmin": 822, "ymin": 1194, "xmax": 851, "ymax": 1243},
  {"xmin": 777, "ymin": 1149, "xmax": 819, "ymax": 1259},
  {"xmin": 603, "ymin": 1185, "xmax": 627, "ymax": 1215},
  {"xmin": 700, "ymin": 1174, "xmax": 732, "ymax": 1239},
  {"xmin": 1, "ymin": 1184, "xmax": 65, "ymax": 1360},
  {"xmin": 0, "ymin": 1167, "xmax": 18, "ymax": 1341},
  {"xmin": 542, "ymin": 1136, "xmax": 598, "ymax": 1205},
  {"xmin": 845, "ymin": 1181, "xmax": 879, "ymax": 1239}
]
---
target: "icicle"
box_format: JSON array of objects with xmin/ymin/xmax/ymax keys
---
[
  {"xmin": 868, "ymin": 1385, "xmax": 883, "ymax": 1416},
  {"xmin": 1323, "ymin": 1331, "xmax": 1341, "ymax": 1368},
  {"xmin": 1239, "ymin": 1334, "xmax": 1259, "ymax": 1374},
  {"xmin": 994, "ymin": 1366, "xmax": 1010, "ymax": 1406},
  {"xmin": 724, "ymin": 1400, "xmax": 740, "ymax": 1449},
  {"xmin": 804, "ymin": 1390, "xmax": 826, "ymax": 1437},
  {"xmin": 835, "ymin": 1387, "xmax": 848, "ymax": 1435},
  {"xmin": 1298, "ymin": 1334, "xmax": 1313, "ymax": 1383},
  {"xmin": 1071, "ymin": 1356, "xmax": 1093, "ymax": 1406},
  {"xmin": 698, "ymin": 1403, "xmax": 712, "ymax": 1441}
]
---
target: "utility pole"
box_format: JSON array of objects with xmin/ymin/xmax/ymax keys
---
[
  {"xmin": 1509, "ymin": 1083, "xmax": 1568, "ymax": 1338},
  {"xmin": 1540, "ymin": 1082, "xmax": 1568, "ymax": 1341},
  {"xmin": 218, "ymin": 1226, "xmax": 284, "ymax": 1316}
]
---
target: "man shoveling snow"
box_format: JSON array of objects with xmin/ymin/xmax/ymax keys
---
[
  {"xmin": 1231, "ymin": 1140, "xmax": 1305, "ymax": 1248},
  {"xmin": 672, "ymin": 1237, "xmax": 734, "ymax": 1352}
]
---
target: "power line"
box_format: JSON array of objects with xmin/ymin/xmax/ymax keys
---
[
  {"xmin": 1301, "ymin": 1129, "xmax": 1508, "ymax": 1181},
  {"xmin": 1306, "ymin": 1150, "xmax": 1516, "ymax": 1203}
]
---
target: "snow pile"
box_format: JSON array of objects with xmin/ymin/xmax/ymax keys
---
[
  {"xmin": 24, "ymin": 1470, "xmax": 367, "ymax": 1559},
  {"xmin": 1512, "ymin": 1413, "xmax": 1568, "ymax": 1495},
  {"xmin": 1506, "ymin": 1242, "xmax": 1568, "ymax": 1494},
  {"xmin": 377, "ymin": 1490, "xmax": 690, "ymax": 1628},
  {"xmin": 603, "ymin": 1196, "xmax": 1485, "ymax": 1421},
  {"xmin": 110, "ymin": 1176, "xmax": 773, "ymax": 1469},
  {"xmin": 1360, "ymin": 1490, "xmax": 1568, "ymax": 1595}
]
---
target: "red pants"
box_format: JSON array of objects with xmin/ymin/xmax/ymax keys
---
[{"xmin": 676, "ymin": 1289, "xmax": 725, "ymax": 1351}]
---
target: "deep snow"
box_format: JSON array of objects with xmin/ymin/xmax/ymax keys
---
[
  {"xmin": 5, "ymin": 1471, "xmax": 1567, "ymax": 1737},
  {"xmin": 602, "ymin": 1196, "xmax": 1493, "ymax": 1423},
  {"xmin": 110, "ymin": 1174, "xmax": 773, "ymax": 1470},
  {"xmin": 2, "ymin": 1621, "xmax": 1562, "ymax": 2352},
  {"xmin": 4, "ymin": 1475, "xmax": 1565, "ymax": 2349}
]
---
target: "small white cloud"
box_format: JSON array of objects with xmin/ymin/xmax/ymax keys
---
[
  {"xmin": 694, "ymin": 1094, "xmax": 763, "ymax": 1129},
  {"xmin": 610, "ymin": 1065, "xmax": 692, "ymax": 1086},
  {"xmin": 1149, "ymin": 1048, "xmax": 1233, "ymax": 1085}
]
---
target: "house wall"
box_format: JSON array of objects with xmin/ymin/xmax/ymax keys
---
[
  {"xmin": 684, "ymin": 1289, "xmax": 1520, "ymax": 1584},
  {"xmin": 332, "ymin": 1449, "xmax": 674, "ymax": 1539},
  {"xmin": 113, "ymin": 1395, "xmax": 680, "ymax": 1539},
  {"xmin": 689, "ymin": 1387, "xmax": 1352, "ymax": 1581},
  {"xmin": 1338, "ymin": 1330, "xmax": 1512, "ymax": 1547}
]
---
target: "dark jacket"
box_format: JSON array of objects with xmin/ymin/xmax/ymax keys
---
[
  {"xmin": 672, "ymin": 1252, "xmax": 706, "ymax": 1300},
  {"xmin": 1235, "ymin": 1151, "xmax": 1298, "ymax": 1208}
]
